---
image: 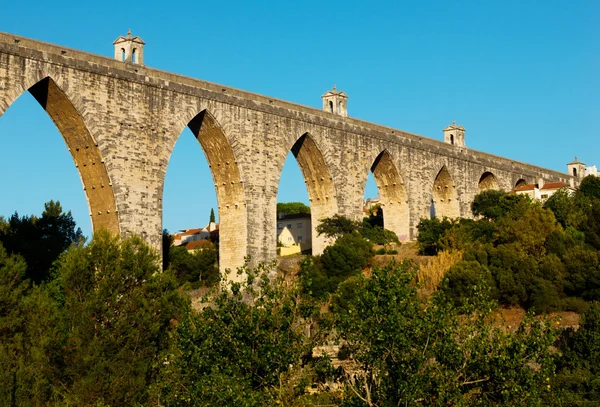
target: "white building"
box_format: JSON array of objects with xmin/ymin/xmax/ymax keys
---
[
  {"xmin": 173, "ymin": 221, "xmax": 218, "ymax": 247},
  {"xmin": 513, "ymin": 181, "xmax": 575, "ymax": 201},
  {"xmin": 277, "ymin": 213, "xmax": 312, "ymax": 255},
  {"xmin": 585, "ymin": 165, "xmax": 598, "ymax": 177}
]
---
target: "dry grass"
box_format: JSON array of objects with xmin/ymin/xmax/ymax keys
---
[{"xmin": 418, "ymin": 250, "xmax": 464, "ymax": 292}]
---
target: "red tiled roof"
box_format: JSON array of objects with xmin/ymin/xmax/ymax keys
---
[
  {"xmin": 541, "ymin": 182, "xmax": 570, "ymax": 190},
  {"xmin": 181, "ymin": 228, "xmax": 203, "ymax": 236},
  {"xmin": 513, "ymin": 184, "xmax": 536, "ymax": 191}
]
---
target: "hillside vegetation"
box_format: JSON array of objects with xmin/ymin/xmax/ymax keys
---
[{"xmin": 0, "ymin": 176, "xmax": 599, "ymax": 406}]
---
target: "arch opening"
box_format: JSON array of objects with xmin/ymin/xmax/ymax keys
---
[
  {"xmin": 478, "ymin": 171, "xmax": 499, "ymax": 192},
  {"xmin": 276, "ymin": 133, "xmax": 337, "ymax": 256},
  {"xmin": 515, "ymin": 178, "xmax": 527, "ymax": 188},
  {"xmin": 0, "ymin": 77, "xmax": 119, "ymax": 238},
  {"xmin": 164, "ymin": 110, "xmax": 247, "ymax": 280},
  {"xmin": 431, "ymin": 166, "xmax": 460, "ymax": 219},
  {"xmin": 366, "ymin": 150, "xmax": 410, "ymax": 241}
]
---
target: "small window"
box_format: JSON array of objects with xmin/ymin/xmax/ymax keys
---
[
  {"xmin": 287, "ymin": 224, "xmax": 292, "ymax": 229},
  {"xmin": 541, "ymin": 194, "xmax": 548, "ymax": 199},
  {"xmin": 121, "ymin": 48, "xmax": 126, "ymax": 61},
  {"xmin": 337, "ymin": 101, "xmax": 342, "ymax": 114},
  {"xmin": 573, "ymin": 168, "xmax": 577, "ymax": 177},
  {"xmin": 277, "ymin": 223, "xmax": 282, "ymax": 229},
  {"xmin": 329, "ymin": 101, "xmax": 334, "ymax": 113},
  {"xmin": 132, "ymin": 48, "xmax": 137, "ymax": 63},
  {"xmin": 297, "ymin": 236, "xmax": 303, "ymax": 242},
  {"xmin": 450, "ymin": 134, "xmax": 454, "ymax": 145},
  {"xmin": 297, "ymin": 222, "xmax": 302, "ymax": 228},
  {"xmin": 288, "ymin": 237, "xmax": 292, "ymax": 242}
]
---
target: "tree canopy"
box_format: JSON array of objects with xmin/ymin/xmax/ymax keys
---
[
  {"xmin": 276, "ymin": 201, "xmax": 311, "ymax": 216},
  {"xmin": 0, "ymin": 200, "xmax": 83, "ymax": 282}
]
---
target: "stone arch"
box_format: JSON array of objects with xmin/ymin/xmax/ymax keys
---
[
  {"xmin": 288, "ymin": 133, "xmax": 338, "ymax": 255},
  {"xmin": 478, "ymin": 171, "xmax": 499, "ymax": 192},
  {"xmin": 431, "ymin": 165, "xmax": 460, "ymax": 219},
  {"xmin": 2, "ymin": 76, "xmax": 119, "ymax": 234},
  {"xmin": 369, "ymin": 150, "xmax": 410, "ymax": 241},
  {"xmin": 171, "ymin": 109, "xmax": 247, "ymax": 276},
  {"xmin": 515, "ymin": 178, "xmax": 527, "ymax": 188}
]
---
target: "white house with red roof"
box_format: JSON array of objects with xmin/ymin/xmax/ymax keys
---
[
  {"xmin": 512, "ymin": 180, "xmax": 575, "ymax": 201},
  {"xmin": 172, "ymin": 221, "xmax": 218, "ymax": 248}
]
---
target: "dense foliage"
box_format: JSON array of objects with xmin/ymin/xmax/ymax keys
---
[
  {"xmin": 300, "ymin": 232, "xmax": 374, "ymax": 299},
  {"xmin": 2, "ymin": 191, "xmax": 600, "ymax": 405},
  {"xmin": 162, "ymin": 229, "xmax": 219, "ymax": 288},
  {"xmin": 417, "ymin": 180, "xmax": 600, "ymax": 314},
  {"xmin": 317, "ymin": 214, "xmax": 400, "ymax": 245},
  {"xmin": 277, "ymin": 201, "xmax": 311, "ymax": 216},
  {"xmin": 154, "ymin": 262, "xmax": 327, "ymax": 406},
  {"xmin": 336, "ymin": 261, "xmax": 558, "ymax": 406},
  {"xmin": 0, "ymin": 231, "xmax": 188, "ymax": 406},
  {"xmin": 0, "ymin": 200, "xmax": 82, "ymax": 282}
]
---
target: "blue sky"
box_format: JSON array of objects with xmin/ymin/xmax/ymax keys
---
[{"xmin": 0, "ymin": 0, "xmax": 598, "ymax": 238}]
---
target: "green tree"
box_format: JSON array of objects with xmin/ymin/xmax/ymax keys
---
[
  {"xmin": 277, "ymin": 202, "xmax": 311, "ymax": 216},
  {"xmin": 551, "ymin": 302, "xmax": 600, "ymax": 405},
  {"xmin": 0, "ymin": 200, "xmax": 83, "ymax": 282},
  {"xmin": 416, "ymin": 217, "xmax": 454, "ymax": 255},
  {"xmin": 544, "ymin": 188, "xmax": 577, "ymax": 229},
  {"xmin": 301, "ymin": 233, "xmax": 374, "ymax": 299},
  {"xmin": 154, "ymin": 261, "xmax": 325, "ymax": 406},
  {"xmin": 316, "ymin": 214, "xmax": 361, "ymax": 239},
  {"xmin": 54, "ymin": 231, "xmax": 189, "ymax": 406},
  {"xmin": 471, "ymin": 189, "xmax": 530, "ymax": 221},
  {"xmin": 168, "ymin": 244, "xmax": 219, "ymax": 287},
  {"xmin": 578, "ymin": 175, "xmax": 600, "ymax": 200},
  {"xmin": 209, "ymin": 208, "xmax": 216, "ymax": 223},
  {"xmin": 335, "ymin": 261, "xmax": 558, "ymax": 406}
]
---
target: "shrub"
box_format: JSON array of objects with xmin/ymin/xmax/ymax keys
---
[
  {"xmin": 300, "ymin": 233, "xmax": 373, "ymax": 299},
  {"xmin": 416, "ymin": 217, "xmax": 454, "ymax": 255},
  {"xmin": 440, "ymin": 260, "xmax": 495, "ymax": 307}
]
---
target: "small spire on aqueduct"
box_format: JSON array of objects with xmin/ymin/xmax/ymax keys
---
[
  {"xmin": 113, "ymin": 30, "xmax": 145, "ymax": 65},
  {"xmin": 322, "ymin": 85, "xmax": 348, "ymax": 117}
]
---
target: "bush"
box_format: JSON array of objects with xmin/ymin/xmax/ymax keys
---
[
  {"xmin": 154, "ymin": 261, "xmax": 324, "ymax": 406},
  {"xmin": 440, "ymin": 260, "xmax": 495, "ymax": 307},
  {"xmin": 416, "ymin": 217, "xmax": 454, "ymax": 255},
  {"xmin": 168, "ymin": 244, "xmax": 218, "ymax": 286},
  {"xmin": 471, "ymin": 190, "xmax": 530, "ymax": 221},
  {"xmin": 300, "ymin": 233, "xmax": 373, "ymax": 299},
  {"xmin": 550, "ymin": 301, "xmax": 600, "ymax": 405}
]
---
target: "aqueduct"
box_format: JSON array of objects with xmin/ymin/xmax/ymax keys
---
[{"xmin": 0, "ymin": 32, "xmax": 578, "ymax": 277}]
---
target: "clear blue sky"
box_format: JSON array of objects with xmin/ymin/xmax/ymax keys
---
[{"xmin": 0, "ymin": 0, "xmax": 598, "ymax": 238}]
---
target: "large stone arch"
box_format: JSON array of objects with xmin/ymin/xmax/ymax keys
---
[
  {"xmin": 478, "ymin": 171, "xmax": 499, "ymax": 192},
  {"xmin": 369, "ymin": 150, "xmax": 410, "ymax": 241},
  {"xmin": 288, "ymin": 133, "xmax": 338, "ymax": 255},
  {"xmin": 1, "ymin": 76, "xmax": 119, "ymax": 234},
  {"xmin": 166, "ymin": 109, "xmax": 247, "ymax": 277},
  {"xmin": 431, "ymin": 165, "xmax": 460, "ymax": 219}
]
